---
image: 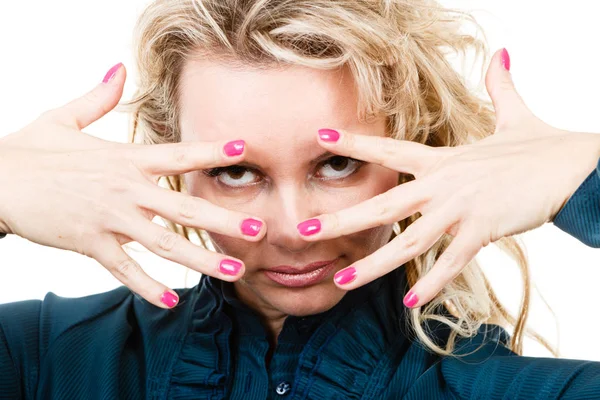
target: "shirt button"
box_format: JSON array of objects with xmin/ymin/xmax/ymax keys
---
[{"xmin": 275, "ymin": 381, "xmax": 291, "ymax": 395}]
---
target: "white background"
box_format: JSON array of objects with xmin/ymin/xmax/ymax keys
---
[{"xmin": 0, "ymin": 1, "xmax": 599, "ymax": 360}]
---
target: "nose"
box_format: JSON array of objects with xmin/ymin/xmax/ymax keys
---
[{"xmin": 263, "ymin": 185, "xmax": 319, "ymax": 253}]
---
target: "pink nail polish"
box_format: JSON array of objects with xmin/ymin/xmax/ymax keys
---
[
  {"xmin": 297, "ymin": 219, "xmax": 321, "ymax": 236},
  {"xmin": 220, "ymin": 259, "xmax": 242, "ymax": 275},
  {"xmin": 501, "ymin": 48, "xmax": 510, "ymax": 71},
  {"xmin": 318, "ymin": 128, "xmax": 340, "ymax": 142},
  {"xmin": 334, "ymin": 267, "xmax": 357, "ymax": 285},
  {"xmin": 102, "ymin": 62, "xmax": 123, "ymax": 84},
  {"xmin": 403, "ymin": 290, "xmax": 419, "ymax": 308},
  {"xmin": 241, "ymin": 218, "xmax": 263, "ymax": 237},
  {"xmin": 160, "ymin": 291, "xmax": 179, "ymax": 308},
  {"xmin": 223, "ymin": 140, "xmax": 245, "ymax": 157}
]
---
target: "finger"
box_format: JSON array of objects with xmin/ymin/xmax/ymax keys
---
[
  {"xmin": 332, "ymin": 205, "xmax": 458, "ymax": 290},
  {"xmin": 53, "ymin": 63, "xmax": 126, "ymax": 130},
  {"xmin": 403, "ymin": 226, "xmax": 482, "ymax": 308},
  {"xmin": 316, "ymin": 128, "xmax": 441, "ymax": 177},
  {"xmin": 485, "ymin": 48, "xmax": 531, "ymax": 130},
  {"xmin": 130, "ymin": 139, "xmax": 246, "ymax": 177},
  {"xmin": 136, "ymin": 185, "xmax": 266, "ymax": 241},
  {"xmin": 297, "ymin": 179, "xmax": 425, "ymax": 240},
  {"xmin": 88, "ymin": 235, "xmax": 180, "ymax": 309},
  {"xmin": 118, "ymin": 218, "xmax": 246, "ymax": 281}
]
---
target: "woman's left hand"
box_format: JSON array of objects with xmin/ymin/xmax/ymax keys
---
[{"xmin": 297, "ymin": 48, "xmax": 600, "ymax": 308}]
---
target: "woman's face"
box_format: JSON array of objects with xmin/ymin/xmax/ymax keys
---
[{"xmin": 179, "ymin": 60, "xmax": 399, "ymax": 319}]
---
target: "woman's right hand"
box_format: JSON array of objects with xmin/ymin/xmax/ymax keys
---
[{"xmin": 0, "ymin": 63, "xmax": 266, "ymax": 309}]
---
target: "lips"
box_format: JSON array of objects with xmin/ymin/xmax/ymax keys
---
[
  {"xmin": 266, "ymin": 258, "xmax": 339, "ymax": 274},
  {"xmin": 263, "ymin": 258, "xmax": 340, "ymax": 288}
]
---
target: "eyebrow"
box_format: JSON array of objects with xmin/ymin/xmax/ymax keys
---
[{"xmin": 232, "ymin": 150, "xmax": 338, "ymax": 170}]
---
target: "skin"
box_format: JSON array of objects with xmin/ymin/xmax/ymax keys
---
[
  {"xmin": 2, "ymin": 48, "xmax": 599, "ymax": 337},
  {"xmin": 178, "ymin": 60, "xmax": 399, "ymax": 342}
]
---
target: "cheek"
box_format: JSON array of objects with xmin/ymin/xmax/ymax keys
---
[
  {"xmin": 344, "ymin": 224, "xmax": 394, "ymax": 260},
  {"xmin": 205, "ymin": 232, "xmax": 247, "ymax": 258}
]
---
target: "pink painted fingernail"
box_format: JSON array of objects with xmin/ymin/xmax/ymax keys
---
[
  {"xmin": 318, "ymin": 128, "xmax": 340, "ymax": 142},
  {"xmin": 102, "ymin": 62, "xmax": 123, "ymax": 84},
  {"xmin": 160, "ymin": 291, "xmax": 179, "ymax": 308},
  {"xmin": 224, "ymin": 140, "xmax": 245, "ymax": 157},
  {"xmin": 501, "ymin": 48, "xmax": 510, "ymax": 71},
  {"xmin": 241, "ymin": 218, "xmax": 263, "ymax": 237},
  {"xmin": 220, "ymin": 259, "xmax": 243, "ymax": 275},
  {"xmin": 297, "ymin": 219, "xmax": 321, "ymax": 236},
  {"xmin": 403, "ymin": 290, "xmax": 419, "ymax": 308},
  {"xmin": 334, "ymin": 267, "xmax": 357, "ymax": 285}
]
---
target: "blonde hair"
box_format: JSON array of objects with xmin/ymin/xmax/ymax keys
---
[{"xmin": 121, "ymin": 0, "xmax": 556, "ymax": 357}]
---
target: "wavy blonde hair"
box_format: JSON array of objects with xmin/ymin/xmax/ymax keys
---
[{"xmin": 120, "ymin": 0, "xmax": 556, "ymax": 357}]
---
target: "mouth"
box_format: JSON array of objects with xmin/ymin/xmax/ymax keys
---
[{"xmin": 263, "ymin": 258, "xmax": 340, "ymax": 288}]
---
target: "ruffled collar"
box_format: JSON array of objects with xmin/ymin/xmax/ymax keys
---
[
  {"xmin": 217, "ymin": 269, "xmax": 390, "ymax": 341},
  {"xmin": 167, "ymin": 268, "xmax": 411, "ymax": 399}
]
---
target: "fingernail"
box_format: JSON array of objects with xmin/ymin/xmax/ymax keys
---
[
  {"xmin": 297, "ymin": 218, "xmax": 321, "ymax": 236},
  {"xmin": 223, "ymin": 140, "xmax": 245, "ymax": 157},
  {"xmin": 241, "ymin": 218, "xmax": 263, "ymax": 237},
  {"xmin": 160, "ymin": 291, "xmax": 179, "ymax": 308},
  {"xmin": 501, "ymin": 48, "xmax": 510, "ymax": 71},
  {"xmin": 318, "ymin": 128, "xmax": 340, "ymax": 143},
  {"xmin": 220, "ymin": 259, "xmax": 243, "ymax": 275},
  {"xmin": 334, "ymin": 267, "xmax": 357, "ymax": 285},
  {"xmin": 102, "ymin": 62, "xmax": 123, "ymax": 84},
  {"xmin": 403, "ymin": 290, "xmax": 419, "ymax": 308}
]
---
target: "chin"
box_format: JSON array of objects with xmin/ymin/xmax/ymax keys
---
[{"xmin": 240, "ymin": 278, "xmax": 348, "ymax": 317}]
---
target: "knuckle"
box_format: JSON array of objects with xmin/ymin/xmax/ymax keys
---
[
  {"xmin": 380, "ymin": 137, "xmax": 400, "ymax": 157},
  {"xmin": 399, "ymin": 226, "xmax": 419, "ymax": 251},
  {"xmin": 372, "ymin": 192, "xmax": 393, "ymax": 222},
  {"xmin": 106, "ymin": 174, "xmax": 132, "ymax": 196},
  {"xmin": 439, "ymin": 251, "xmax": 458, "ymax": 270},
  {"xmin": 172, "ymin": 145, "xmax": 190, "ymax": 167},
  {"xmin": 157, "ymin": 230, "xmax": 179, "ymax": 252},
  {"xmin": 326, "ymin": 213, "xmax": 340, "ymax": 234},
  {"xmin": 214, "ymin": 142, "xmax": 225, "ymax": 164},
  {"xmin": 82, "ymin": 90, "xmax": 103, "ymax": 109},
  {"xmin": 40, "ymin": 107, "xmax": 76, "ymax": 128},
  {"xmin": 226, "ymin": 211, "xmax": 239, "ymax": 235},
  {"xmin": 90, "ymin": 201, "xmax": 112, "ymax": 221},
  {"xmin": 113, "ymin": 259, "xmax": 140, "ymax": 280},
  {"xmin": 344, "ymin": 133, "xmax": 357, "ymax": 153},
  {"xmin": 418, "ymin": 150, "xmax": 445, "ymax": 177},
  {"xmin": 499, "ymin": 78, "xmax": 515, "ymax": 93},
  {"xmin": 178, "ymin": 197, "xmax": 198, "ymax": 220},
  {"xmin": 38, "ymin": 109, "xmax": 58, "ymax": 122},
  {"xmin": 374, "ymin": 137, "xmax": 390, "ymax": 161}
]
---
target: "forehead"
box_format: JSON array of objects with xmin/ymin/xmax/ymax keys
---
[{"xmin": 177, "ymin": 59, "xmax": 385, "ymax": 163}]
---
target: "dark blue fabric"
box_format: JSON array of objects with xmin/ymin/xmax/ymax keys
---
[
  {"xmin": 1, "ymin": 156, "xmax": 599, "ymax": 399},
  {"xmin": 553, "ymin": 156, "xmax": 600, "ymax": 248}
]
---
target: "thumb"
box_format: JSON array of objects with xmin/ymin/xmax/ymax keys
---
[
  {"xmin": 485, "ymin": 48, "xmax": 530, "ymax": 130},
  {"xmin": 56, "ymin": 62, "xmax": 126, "ymax": 130}
]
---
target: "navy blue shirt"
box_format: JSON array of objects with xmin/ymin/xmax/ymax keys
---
[{"xmin": 0, "ymin": 157, "xmax": 599, "ymax": 399}]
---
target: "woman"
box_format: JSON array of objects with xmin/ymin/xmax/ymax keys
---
[{"xmin": 1, "ymin": 0, "xmax": 599, "ymax": 398}]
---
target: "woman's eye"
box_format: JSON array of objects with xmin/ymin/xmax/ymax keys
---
[
  {"xmin": 204, "ymin": 166, "xmax": 260, "ymax": 187},
  {"xmin": 316, "ymin": 156, "xmax": 363, "ymax": 180}
]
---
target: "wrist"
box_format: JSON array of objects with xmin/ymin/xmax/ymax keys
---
[{"xmin": 551, "ymin": 132, "xmax": 600, "ymax": 222}]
